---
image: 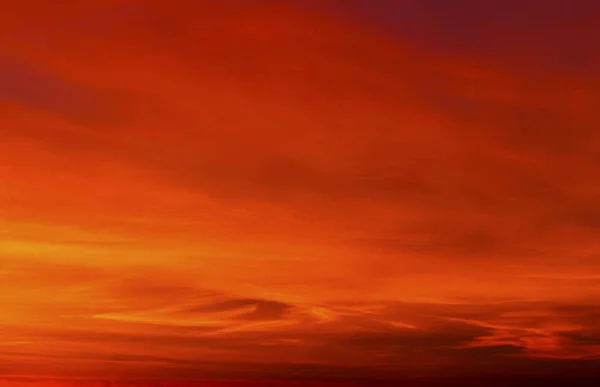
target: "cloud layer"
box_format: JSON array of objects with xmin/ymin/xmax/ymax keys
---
[{"xmin": 1, "ymin": 0, "xmax": 599, "ymax": 385}]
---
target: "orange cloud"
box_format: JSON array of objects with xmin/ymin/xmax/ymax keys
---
[{"xmin": 1, "ymin": 0, "xmax": 599, "ymax": 385}]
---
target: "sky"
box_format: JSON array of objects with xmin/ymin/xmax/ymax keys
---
[{"xmin": 1, "ymin": 0, "xmax": 600, "ymax": 386}]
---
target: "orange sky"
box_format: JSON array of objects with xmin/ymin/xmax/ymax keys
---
[{"xmin": 1, "ymin": 0, "xmax": 600, "ymax": 386}]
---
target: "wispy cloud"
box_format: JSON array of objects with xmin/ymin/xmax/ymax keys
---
[{"xmin": 1, "ymin": 0, "xmax": 599, "ymax": 385}]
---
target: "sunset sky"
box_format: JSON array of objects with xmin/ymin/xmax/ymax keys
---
[{"xmin": 1, "ymin": 0, "xmax": 600, "ymax": 386}]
